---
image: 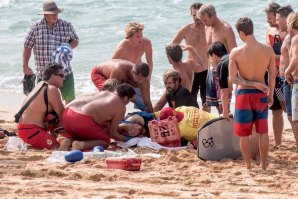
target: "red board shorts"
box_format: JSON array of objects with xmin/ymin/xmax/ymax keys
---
[
  {"xmin": 17, "ymin": 124, "xmax": 59, "ymax": 150},
  {"xmin": 60, "ymin": 108, "xmax": 110, "ymax": 143},
  {"xmin": 234, "ymin": 89, "xmax": 269, "ymax": 137},
  {"xmin": 91, "ymin": 68, "xmax": 107, "ymax": 91}
]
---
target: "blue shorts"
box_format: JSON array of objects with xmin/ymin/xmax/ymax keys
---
[
  {"xmin": 134, "ymin": 88, "xmax": 147, "ymax": 111},
  {"xmin": 283, "ymin": 83, "xmax": 292, "ymax": 116}
]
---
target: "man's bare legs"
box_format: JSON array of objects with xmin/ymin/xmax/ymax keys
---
[
  {"xmin": 293, "ymin": 121, "xmax": 298, "ymax": 151},
  {"xmin": 239, "ymin": 136, "xmax": 252, "ymax": 169},
  {"xmin": 58, "ymin": 138, "xmax": 73, "ymax": 151},
  {"xmin": 272, "ymin": 109, "xmax": 284, "ymax": 147},
  {"xmin": 72, "ymin": 140, "xmax": 109, "ymax": 151},
  {"xmin": 259, "ymin": 133, "xmax": 269, "ymax": 170},
  {"xmin": 250, "ymin": 128, "xmax": 259, "ymax": 160}
]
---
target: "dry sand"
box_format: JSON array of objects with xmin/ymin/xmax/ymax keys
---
[{"xmin": 0, "ymin": 92, "xmax": 297, "ymax": 198}]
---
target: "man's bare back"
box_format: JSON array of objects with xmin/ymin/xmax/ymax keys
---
[
  {"xmin": 20, "ymin": 82, "xmax": 64, "ymax": 128},
  {"xmin": 96, "ymin": 59, "xmax": 137, "ymax": 86},
  {"xmin": 172, "ymin": 23, "xmax": 208, "ymax": 72},
  {"xmin": 66, "ymin": 91, "xmax": 125, "ymax": 125},
  {"xmin": 175, "ymin": 60, "xmax": 194, "ymax": 91},
  {"xmin": 230, "ymin": 43, "xmax": 275, "ymax": 88}
]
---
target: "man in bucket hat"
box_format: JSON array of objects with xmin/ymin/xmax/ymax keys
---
[{"xmin": 22, "ymin": 0, "xmax": 79, "ymax": 104}]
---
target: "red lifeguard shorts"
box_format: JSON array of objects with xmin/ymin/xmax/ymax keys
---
[
  {"xmin": 91, "ymin": 68, "xmax": 107, "ymax": 91},
  {"xmin": 17, "ymin": 124, "xmax": 59, "ymax": 150},
  {"xmin": 60, "ymin": 108, "xmax": 110, "ymax": 143},
  {"xmin": 234, "ymin": 89, "xmax": 269, "ymax": 137}
]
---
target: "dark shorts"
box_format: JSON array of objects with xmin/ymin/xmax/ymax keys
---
[
  {"xmin": 269, "ymin": 77, "xmax": 284, "ymax": 110},
  {"xmin": 191, "ymin": 70, "xmax": 208, "ymax": 106}
]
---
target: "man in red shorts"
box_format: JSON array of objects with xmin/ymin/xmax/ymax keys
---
[
  {"xmin": 17, "ymin": 63, "xmax": 65, "ymax": 150},
  {"xmin": 59, "ymin": 83, "xmax": 136, "ymax": 151},
  {"xmin": 229, "ymin": 17, "xmax": 275, "ymax": 170},
  {"xmin": 91, "ymin": 59, "xmax": 153, "ymax": 112}
]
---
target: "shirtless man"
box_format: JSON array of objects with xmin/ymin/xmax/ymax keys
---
[
  {"xmin": 172, "ymin": 3, "xmax": 209, "ymax": 112},
  {"xmin": 59, "ymin": 83, "xmax": 136, "ymax": 150},
  {"xmin": 91, "ymin": 59, "xmax": 153, "ymax": 113},
  {"xmin": 165, "ymin": 43, "xmax": 196, "ymax": 91},
  {"xmin": 276, "ymin": 6, "xmax": 296, "ymax": 147},
  {"xmin": 16, "ymin": 63, "xmax": 65, "ymax": 150},
  {"xmin": 229, "ymin": 17, "xmax": 275, "ymax": 170},
  {"xmin": 197, "ymin": 4, "xmax": 237, "ymax": 113},
  {"xmin": 154, "ymin": 69, "xmax": 198, "ymax": 111},
  {"xmin": 284, "ymin": 12, "xmax": 298, "ymax": 150},
  {"xmin": 198, "ymin": 4, "xmax": 237, "ymax": 53},
  {"xmin": 112, "ymin": 22, "xmax": 153, "ymax": 79}
]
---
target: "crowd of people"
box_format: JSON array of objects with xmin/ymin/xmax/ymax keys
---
[{"xmin": 15, "ymin": 0, "xmax": 298, "ymax": 170}]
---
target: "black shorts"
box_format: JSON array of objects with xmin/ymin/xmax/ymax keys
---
[
  {"xmin": 269, "ymin": 77, "xmax": 283, "ymax": 110},
  {"xmin": 191, "ymin": 70, "xmax": 208, "ymax": 106}
]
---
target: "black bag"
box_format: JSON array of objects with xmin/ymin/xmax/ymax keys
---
[
  {"xmin": 22, "ymin": 74, "xmax": 36, "ymax": 95},
  {"xmin": 272, "ymin": 35, "xmax": 282, "ymax": 55}
]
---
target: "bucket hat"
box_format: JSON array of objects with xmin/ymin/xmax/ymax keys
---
[{"xmin": 39, "ymin": 0, "xmax": 64, "ymax": 15}]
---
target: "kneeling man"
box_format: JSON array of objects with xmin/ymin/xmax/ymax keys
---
[
  {"xmin": 17, "ymin": 63, "xmax": 65, "ymax": 150},
  {"xmin": 59, "ymin": 83, "xmax": 136, "ymax": 150}
]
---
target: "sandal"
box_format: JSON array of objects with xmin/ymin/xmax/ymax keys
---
[{"xmin": 0, "ymin": 128, "xmax": 17, "ymax": 139}]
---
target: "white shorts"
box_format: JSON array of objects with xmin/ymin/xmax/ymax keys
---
[{"xmin": 291, "ymin": 80, "xmax": 298, "ymax": 121}]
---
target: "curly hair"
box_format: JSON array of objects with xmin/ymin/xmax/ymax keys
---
[{"xmin": 125, "ymin": 22, "xmax": 144, "ymax": 39}]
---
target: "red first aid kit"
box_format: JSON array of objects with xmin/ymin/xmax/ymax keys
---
[
  {"xmin": 106, "ymin": 157, "xmax": 142, "ymax": 171},
  {"xmin": 148, "ymin": 116, "xmax": 181, "ymax": 147}
]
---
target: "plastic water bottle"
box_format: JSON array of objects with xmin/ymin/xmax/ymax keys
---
[
  {"xmin": 6, "ymin": 137, "xmax": 28, "ymax": 151},
  {"xmin": 83, "ymin": 151, "xmax": 106, "ymax": 159}
]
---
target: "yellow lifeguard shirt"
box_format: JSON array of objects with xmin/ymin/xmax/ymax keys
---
[{"xmin": 154, "ymin": 106, "xmax": 217, "ymax": 142}]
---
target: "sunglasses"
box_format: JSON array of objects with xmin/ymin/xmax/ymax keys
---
[{"xmin": 55, "ymin": 73, "xmax": 64, "ymax": 78}]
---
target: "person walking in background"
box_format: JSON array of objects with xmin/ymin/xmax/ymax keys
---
[
  {"xmin": 172, "ymin": 3, "xmax": 209, "ymax": 112},
  {"xmin": 22, "ymin": 0, "xmax": 79, "ymax": 104}
]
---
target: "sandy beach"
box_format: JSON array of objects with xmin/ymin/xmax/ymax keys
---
[{"xmin": 0, "ymin": 92, "xmax": 297, "ymax": 198}]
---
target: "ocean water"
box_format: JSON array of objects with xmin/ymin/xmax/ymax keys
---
[{"xmin": 0, "ymin": 0, "xmax": 296, "ymax": 100}]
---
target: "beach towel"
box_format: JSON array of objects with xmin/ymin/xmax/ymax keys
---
[{"xmin": 51, "ymin": 43, "xmax": 73, "ymax": 70}]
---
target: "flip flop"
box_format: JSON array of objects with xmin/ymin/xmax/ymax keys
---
[{"xmin": 0, "ymin": 128, "xmax": 17, "ymax": 139}]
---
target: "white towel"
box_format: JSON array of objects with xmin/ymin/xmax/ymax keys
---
[{"xmin": 51, "ymin": 43, "xmax": 73, "ymax": 70}]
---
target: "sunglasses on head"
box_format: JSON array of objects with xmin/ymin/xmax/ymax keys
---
[{"xmin": 55, "ymin": 73, "xmax": 64, "ymax": 78}]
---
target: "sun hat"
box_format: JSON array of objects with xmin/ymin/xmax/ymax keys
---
[
  {"xmin": 39, "ymin": 0, "xmax": 64, "ymax": 15},
  {"xmin": 159, "ymin": 107, "xmax": 184, "ymax": 122}
]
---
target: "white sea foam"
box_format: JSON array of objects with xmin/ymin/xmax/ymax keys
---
[{"xmin": 0, "ymin": 0, "xmax": 295, "ymax": 100}]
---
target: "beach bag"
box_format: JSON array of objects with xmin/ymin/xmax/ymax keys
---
[
  {"xmin": 148, "ymin": 116, "xmax": 181, "ymax": 147},
  {"xmin": 272, "ymin": 35, "xmax": 282, "ymax": 55},
  {"xmin": 22, "ymin": 74, "xmax": 36, "ymax": 95}
]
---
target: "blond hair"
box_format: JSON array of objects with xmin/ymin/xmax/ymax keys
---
[
  {"xmin": 125, "ymin": 22, "xmax": 144, "ymax": 39},
  {"xmin": 287, "ymin": 12, "xmax": 298, "ymax": 30},
  {"xmin": 102, "ymin": 78, "xmax": 120, "ymax": 92},
  {"xmin": 163, "ymin": 69, "xmax": 181, "ymax": 83},
  {"xmin": 198, "ymin": 4, "xmax": 216, "ymax": 17}
]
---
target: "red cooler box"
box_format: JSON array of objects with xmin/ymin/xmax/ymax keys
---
[
  {"xmin": 106, "ymin": 157, "xmax": 142, "ymax": 171},
  {"xmin": 148, "ymin": 116, "xmax": 181, "ymax": 147}
]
